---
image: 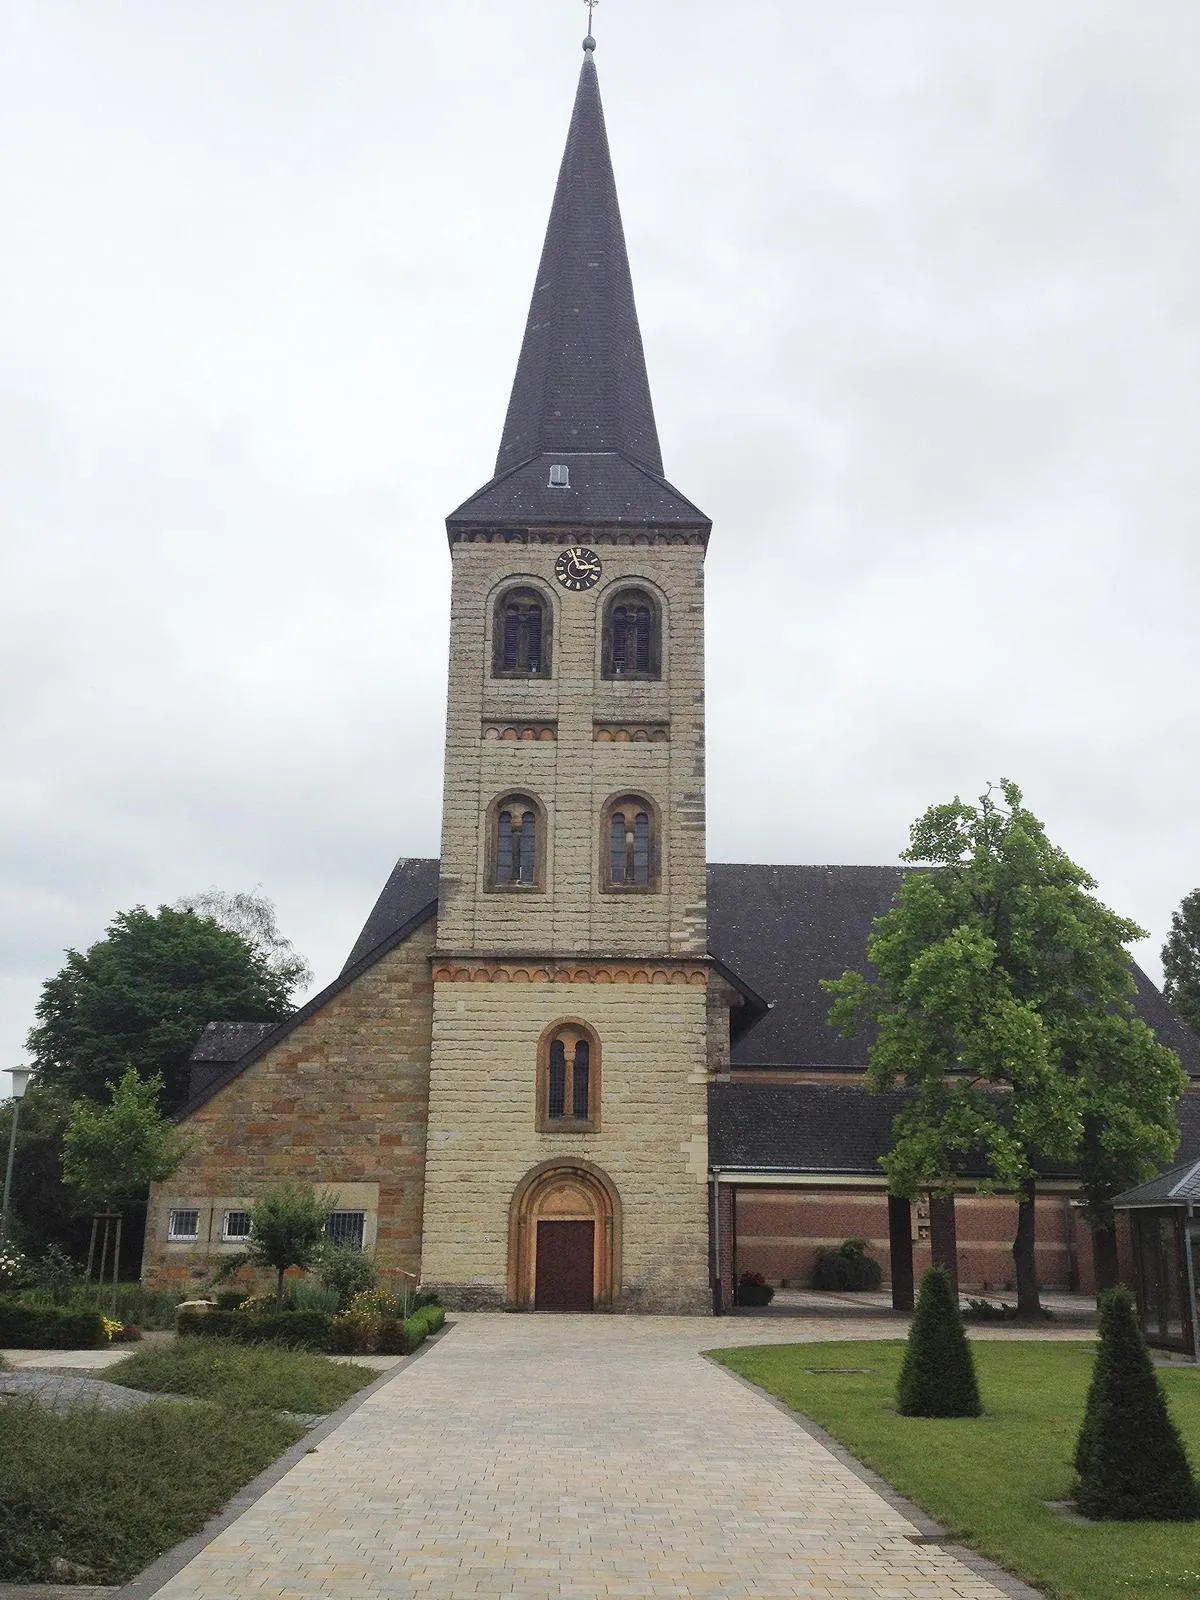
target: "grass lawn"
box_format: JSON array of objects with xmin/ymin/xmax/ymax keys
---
[
  {"xmin": 0, "ymin": 1398, "xmax": 303, "ymax": 1584},
  {"xmin": 103, "ymin": 1336, "xmax": 378, "ymax": 1413},
  {"xmin": 711, "ymin": 1340, "xmax": 1200, "ymax": 1600}
]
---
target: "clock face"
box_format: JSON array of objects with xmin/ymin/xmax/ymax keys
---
[{"xmin": 554, "ymin": 546, "xmax": 603, "ymax": 592}]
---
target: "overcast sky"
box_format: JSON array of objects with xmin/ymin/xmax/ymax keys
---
[{"xmin": 3, "ymin": 1, "xmax": 1198, "ymax": 1095}]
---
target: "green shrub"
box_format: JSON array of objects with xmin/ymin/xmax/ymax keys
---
[
  {"xmin": 897, "ymin": 1266, "xmax": 982, "ymax": 1418},
  {"xmin": 1074, "ymin": 1286, "xmax": 1200, "ymax": 1521},
  {"xmin": 105, "ymin": 1338, "xmax": 374, "ymax": 1414},
  {"xmin": 69, "ymin": 1282, "xmax": 180, "ymax": 1331},
  {"xmin": 215, "ymin": 1290, "xmax": 249, "ymax": 1311},
  {"xmin": 0, "ymin": 1396, "xmax": 301, "ymax": 1583},
  {"xmin": 282, "ymin": 1280, "xmax": 340, "ymax": 1315},
  {"xmin": 317, "ymin": 1245, "xmax": 378, "ymax": 1309},
  {"xmin": 176, "ymin": 1307, "xmax": 331, "ymax": 1350},
  {"xmin": 734, "ymin": 1272, "xmax": 774, "ymax": 1306},
  {"xmin": 0, "ymin": 1300, "xmax": 107, "ymax": 1350},
  {"xmin": 812, "ymin": 1238, "xmax": 883, "ymax": 1291}
]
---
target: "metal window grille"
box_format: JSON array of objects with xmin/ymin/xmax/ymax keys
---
[
  {"xmin": 572, "ymin": 1041, "xmax": 590, "ymax": 1119},
  {"xmin": 501, "ymin": 599, "xmax": 543, "ymax": 673},
  {"xmin": 168, "ymin": 1209, "xmax": 199, "ymax": 1241},
  {"xmin": 548, "ymin": 1039, "xmax": 566, "ymax": 1119},
  {"xmin": 327, "ymin": 1212, "xmax": 365, "ymax": 1250},
  {"xmin": 222, "ymin": 1210, "xmax": 251, "ymax": 1241}
]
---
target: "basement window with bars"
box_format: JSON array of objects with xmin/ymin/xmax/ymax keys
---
[
  {"xmin": 326, "ymin": 1212, "xmax": 366, "ymax": 1251},
  {"xmin": 168, "ymin": 1209, "xmax": 200, "ymax": 1242},
  {"xmin": 222, "ymin": 1210, "xmax": 251, "ymax": 1242}
]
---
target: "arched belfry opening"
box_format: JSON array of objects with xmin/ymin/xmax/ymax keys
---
[{"xmin": 508, "ymin": 1161, "xmax": 622, "ymax": 1312}]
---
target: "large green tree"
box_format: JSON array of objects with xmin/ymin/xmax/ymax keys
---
[
  {"xmin": 61, "ymin": 1070, "xmax": 190, "ymax": 1211},
  {"xmin": 1162, "ymin": 887, "xmax": 1200, "ymax": 1036},
  {"xmin": 824, "ymin": 780, "xmax": 1185, "ymax": 1314},
  {"xmin": 27, "ymin": 901, "xmax": 301, "ymax": 1113}
]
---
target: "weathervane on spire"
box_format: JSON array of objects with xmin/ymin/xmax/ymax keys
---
[{"xmin": 582, "ymin": 0, "xmax": 598, "ymax": 52}]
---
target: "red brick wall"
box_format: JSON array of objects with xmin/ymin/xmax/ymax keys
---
[{"xmin": 734, "ymin": 1186, "xmax": 1103, "ymax": 1294}]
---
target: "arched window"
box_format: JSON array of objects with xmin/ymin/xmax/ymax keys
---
[
  {"xmin": 602, "ymin": 794, "xmax": 658, "ymax": 891},
  {"xmin": 537, "ymin": 1022, "xmax": 600, "ymax": 1131},
  {"xmin": 602, "ymin": 587, "xmax": 660, "ymax": 680},
  {"xmin": 489, "ymin": 794, "xmax": 543, "ymax": 889},
  {"xmin": 493, "ymin": 586, "xmax": 551, "ymax": 677}
]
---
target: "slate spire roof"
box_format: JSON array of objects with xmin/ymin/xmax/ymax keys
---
[{"xmin": 447, "ymin": 48, "xmax": 709, "ymax": 535}]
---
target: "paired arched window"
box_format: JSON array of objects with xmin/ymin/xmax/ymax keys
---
[
  {"xmin": 602, "ymin": 794, "xmax": 658, "ymax": 891},
  {"xmin": 493, "ymin": 586, "xmax": 551, "ymax": 677},
  {"xmin": 537, "ymin": 1022, "xmax": 600, "ymax": 1131},
  {"xmin": 602, "ymin": 588, "xmax": 661, "ymax": 680},
  {"xmin": 490, "ymin": 794, "xmax": 543, "ymax": 889}
]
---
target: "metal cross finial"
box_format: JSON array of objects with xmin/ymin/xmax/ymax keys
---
[{"xmin": 583, "ymin": 0, "xmax": 598, "ymax": 50}]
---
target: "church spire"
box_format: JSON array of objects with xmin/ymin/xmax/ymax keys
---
[
  {"xmin": 447, "ymin": 46, "xmax": 708, "ymax": 535},
  {"xmin": 494, "ymin": 48, "xmax": 661, "ymax": 477}
]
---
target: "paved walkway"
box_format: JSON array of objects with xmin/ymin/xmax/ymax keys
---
[{"xmin": 130, "ymin": 1314, "xmax": 1060, "ymax": 1600}]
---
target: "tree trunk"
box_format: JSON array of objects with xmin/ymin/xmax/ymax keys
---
[
  {"xmin": 888, "ymin": 1196, "xmax": 915, "ymax": 1312},
  {"xmin": 1012, "ymin": 1188, "xmax": 1041, "ymax": 1317},
  {"xmin": 1091, "ymin": 1208, "xmax": 1120, "ymax": 1294},
  {"xmin": 276, "ymin": 1266, "xmax": 286, "ymax": 1308}
]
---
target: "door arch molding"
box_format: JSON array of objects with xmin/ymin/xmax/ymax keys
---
[{"xmin": 508, "ymin": 1159, "xmax": 622, "ymax": 1310}]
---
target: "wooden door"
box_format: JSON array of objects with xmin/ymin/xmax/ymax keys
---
[{"xmin": 535, "ymin": 1220, "xmax": 594, "ymax": 1311}]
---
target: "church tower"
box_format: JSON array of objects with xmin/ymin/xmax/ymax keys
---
[{"xmin": 419, "ymin": 38, "xmax": 713, "ymax": 1314}]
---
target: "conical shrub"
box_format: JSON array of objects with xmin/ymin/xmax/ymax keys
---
[
  {"xmin": 897, "ymin": 1265, "xmax": 982, "ymax": 1417},
  {"xmin": 1074, "ymin": 1286, "xmax": 1200, "ymax": 1520}
]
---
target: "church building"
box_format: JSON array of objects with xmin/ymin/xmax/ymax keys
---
[{"xmin": 143, "ymin": 41, "xmax": 1200, "ymax": 1314}]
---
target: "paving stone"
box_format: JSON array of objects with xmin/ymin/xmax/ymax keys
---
[{"xmin": 139, "ymin": 1315, "xmax": 1060, "ymax": 1599}]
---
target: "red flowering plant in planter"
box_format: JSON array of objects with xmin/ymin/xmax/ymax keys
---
[{"xmin": 734, "ymin": 1271, "xmax": 775, "ymax": 1307}]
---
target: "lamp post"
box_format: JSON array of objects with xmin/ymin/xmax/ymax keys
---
[{"xmin": 1, "ymin": 1067, "xmax": 33, "ymax": 1245}]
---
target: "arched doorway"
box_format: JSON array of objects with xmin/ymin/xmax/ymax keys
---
[{"xmin": 508, "ymin": 1161, "xmax": 621, "ymax": 1312}]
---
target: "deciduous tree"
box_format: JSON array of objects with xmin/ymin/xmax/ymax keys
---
[
  {"xmin": 1162, "ymin": 887, "xmax": 1200, "ymax": 1036},
  {"xmin": 824, "ymin": 780, "xmax": 1184, "ymax": 1314},
  {"xmin": 245, "ymin": 1184, "xmax": 335, "ymax": 1307},
  {"xmin": 28, "ymin": 902, "xmax": 302, "ymax": 1112},
  {"xmin": 61, "ymin": 1070, "xmax": 190, "ymax": 1211}
]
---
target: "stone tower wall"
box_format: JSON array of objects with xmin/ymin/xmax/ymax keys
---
[{"xmin": 436, "ymin": 537, "xmax": 707, "ymax": 958}]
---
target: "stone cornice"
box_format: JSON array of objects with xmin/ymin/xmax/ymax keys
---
[
  {"xmin": 431, "ymin": 954, "xmax": 709, "ymax": 987},
  {"xmin": 448, "ymin": 526, "xmax": 709, "ymax": 549}
]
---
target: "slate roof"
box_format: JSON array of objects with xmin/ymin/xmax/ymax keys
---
[
  {"xmin": 1113, "ymin": 1156, "xmax": 1200, "ymax": 1209},
  {"xmin": 706, "ymin": 863, "xmax": 1200, "ymax": 1079},
  {"xmin": 188, "ymin": 1022, "xmax": 277, "ymax": 1065},
  {"xmin": 341, "ymin": 857, "xmax": 440, "ymax": 973},
  {"xmin": 447, "ymin": 53, "xmax": 708, "ymax": 535},
  {"xmin": 707, "ymin": 1079, "xmax": 1200, "ymax": 1180}
]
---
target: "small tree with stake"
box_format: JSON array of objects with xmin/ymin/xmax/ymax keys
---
[
  {"xmin": 897, "ymin": 1266, "xmax": 982, "ymax": 1418},
  {"xmin": 245, "ymin": 1184, "xmax": 335, "ymax": 1308},
  {"xmin": 1074, "ymin": 1286, "xmax": 1200, "ymax": 1520}
]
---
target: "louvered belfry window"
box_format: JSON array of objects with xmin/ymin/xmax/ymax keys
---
[
  {"xmin": 495, "ymin": 587, "xmax": 549, "ymax": 676},
  {"xmin": 541, "ymin": 1025, "xmax": 597, "ymax": 1130},
  {"xmin": 496, "ymin": 802, "xmax": 538, "ymax": 886},
  {"xmin": 602, "ymin": 588, "xmax": 659, "ymax": 679}
]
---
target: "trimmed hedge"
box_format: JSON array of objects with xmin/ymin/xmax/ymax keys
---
[
  {"xmin": 812, "ymin": 1239, "xmax": 883, "ymax": 1291},
  {"xmin": 897, "ymin": 1266, "xmax": 981, "ymax": 1417},
  {"xmin": 1074, "ymin": 1286, "xmax": 1200, "ymax": 1520},
  {"xmin": 0, "ymin": 1300, "xmax": 108, "ymax": 1350},
  {"xmin": 177, "ymin": 1309, "xmax": 332, "ymax": 1349}
]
